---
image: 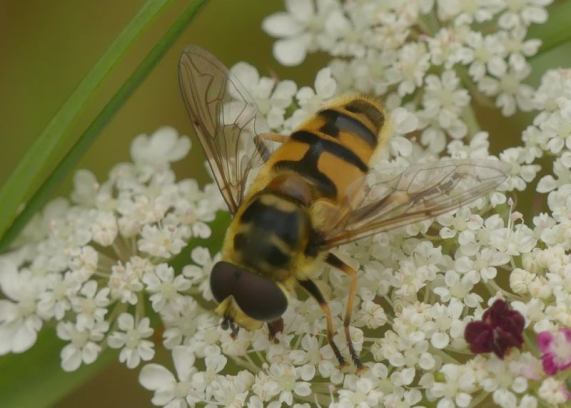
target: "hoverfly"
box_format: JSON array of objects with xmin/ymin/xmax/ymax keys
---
[{"xmin": 178, "ymin": 46, "xmax": 508, "ymax": 369}]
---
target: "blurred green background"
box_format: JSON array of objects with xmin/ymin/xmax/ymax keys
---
[{"xmin": 1, "ymin": 0, "xmax": 571, "ymax": 406}]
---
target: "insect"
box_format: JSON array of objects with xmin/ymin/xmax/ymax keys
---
[{"xmin": 178, "ymin": 45, "xmax": 509, "ymax": 369}]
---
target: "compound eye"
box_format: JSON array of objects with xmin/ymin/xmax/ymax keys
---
[
  {"xmin": 233, "ymin": 271, "xmax": 288, "ymax": 322},
  {"xmin": 210, "ymin": 261, "xmax": 239, "ymax": 303},
  {"xmin": 209, "ymin": 261, "xmax": 288, "ymax": 321}
]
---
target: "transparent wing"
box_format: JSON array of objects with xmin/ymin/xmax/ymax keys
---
[
  {"xmin": 179, "ymin": 45, "xmax": 270, "ymax": 213},
  {"xmin": 318, "ymin": 159, "xmax": 510, "ymax": 250}
]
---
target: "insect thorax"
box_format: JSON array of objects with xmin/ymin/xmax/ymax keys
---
[{"xmin": 226, "ymin": 191, "xmax": 312, "ymax": 281}]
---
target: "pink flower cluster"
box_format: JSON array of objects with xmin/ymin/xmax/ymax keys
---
[{"xmin": 537, "ymin": 328, "xmax": 571, "ymax": 375}]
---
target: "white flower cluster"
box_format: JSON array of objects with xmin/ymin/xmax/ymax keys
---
[
  {"xmin": 2, "ymin": 0, "xmax": 571, "ymax": 407},
  {"xmin": 0, "ymin": 127, "xmax": 224, "ymax": 371},
  {"xmin": 265, "ymin": 0, "xmax": 547, "ymax": 126}
]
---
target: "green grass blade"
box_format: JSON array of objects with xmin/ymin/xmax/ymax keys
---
[
  {"xmin": 0, "ymin": 0, "xmax": 207, "ymax": 251},
  {"xmin": 0, "ymin": 329, "xmax": 114, "ymax": 408},
  {"xmin": 0, "ymin": 0, "xmax": 173, "ymax": 247},
  {"xmin": 530, "ymin": 0, "xmax": 571, "ymax": 58}
]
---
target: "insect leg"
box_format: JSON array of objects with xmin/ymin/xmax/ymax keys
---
[
  {"xmin": 326, "ymin": 253, "xmax": 363, "ymax": 369},
  {"xmin": 267, "ymin": 318, "xmax": 284, "ymax": 343},
  {"xmin": 260, "ymin": 132, "xmax": 290, "ymax": 144},
  {"xmin": 298, "ymin": 278, "xmax": 346, "ymax": 367}
]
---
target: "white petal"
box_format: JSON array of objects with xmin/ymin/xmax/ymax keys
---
[
  {"xmin": 294, "ymin": 382, "xmax": 312, "ymax": 396},
  {"xmin": 314, "ymin": 68, "xmax": 336, "ymax": 98},
  {"xmin": 172, "ymin": 346, "xmax": 195, "ymax": 381},
  {"xmin": 273, "ymin": 39, "xmax": 307, "ymax": 66},
  {"xmin": 229, "ymin": 62, "xmax": 259, "ymax": 89},
  {"xmin": 82, "ymin": 342, "xmax": 101, "ymax": 364},
  {"xmin": 392, "ymin": 107, "xmax": 419, "ymax": 134},
  {"xmin": 0, "ymin": 261, "xmax": 19, "ymax": 299},
  {"xmin": 262, "ymin": 13, "xmax": 303, "ymax": 37},
  {"xmin": 61, "ymin": 345, "xmax": 82, "ymax": 372},
  {"xmin": 285, "ymin": 0, "xmax": 313, "ymax": 20},
  {"xmin": 0, "ymin": 300, "xmax": 18, "ymax": 322},
  {"xmin": 11, "ymin": 322, "xmax": 38, "ymax": 353},
  {"xmin": 107, "ymin": 333, "xmax": 126, "ymax": 349},
  {"xmin": 117, "ymin": 313, "xmax": 135, "ymax": 330},
  {"xmin": 139, "ymin": 364, "xmax": 176, "ymax": 391}
]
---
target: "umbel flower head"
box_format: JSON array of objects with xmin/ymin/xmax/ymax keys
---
[
  {"xmin": 3, "ymin": 0, "xmax": 571, "ymax": 407},
  {"xmin": 0, "ymin": 126, "xmax": 225, "ymax": 370}
]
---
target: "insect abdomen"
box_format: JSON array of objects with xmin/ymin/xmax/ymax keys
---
[{"xmin": 268, "ymin": 96, "xmax": 389, "ymax": 202}]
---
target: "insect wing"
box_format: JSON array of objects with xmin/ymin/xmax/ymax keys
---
[
  {"xmin": 179, "ymin": 45, "xmax": 270, "ymax": 213},
  {"xmin": 319, "ymin": 159, "xmax": 510, "ymax": 249}
]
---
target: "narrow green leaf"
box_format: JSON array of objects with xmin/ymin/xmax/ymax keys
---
[
  {"xmin": 0, "ymin": 0, "xmax": 174, "ymax": 247},
  {"xmin": 0, "ymin": 0, "xmax": 208, "ymax": 251},
  {"xmin": 529, "ymin": 0, "xmax": 571, "ymax": 57},
  {"xmin": 0, "ymin": 329, "xmax": 114, "ymax": 408}
]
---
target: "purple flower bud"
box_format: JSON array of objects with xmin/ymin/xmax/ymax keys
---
[{"xmin": 464, "ymin": 299, "xmax": 525, "ymax": 359}]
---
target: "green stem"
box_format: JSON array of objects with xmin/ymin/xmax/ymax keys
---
[
  {"xmin": 524, "ymin": 329, "xmax": 539, "ymax": 355},
  {"xmin": 0, "ymin": 0, "xmax": 208, "ymax": 251},
  {"xmin": 468, "ymin": 391, "xmax": 489, "ymax": 408},
  {"xmin": 529, "ymin": 0, "xmax": 571, "ymax": 59}
]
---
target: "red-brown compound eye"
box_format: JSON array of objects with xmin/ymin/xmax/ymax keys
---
[{"xmin": 210, "ymin": 261, "xmax": 288, "ymax": 322}]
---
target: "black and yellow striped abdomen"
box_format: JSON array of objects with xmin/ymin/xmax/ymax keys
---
[{"xmin": 267, "ymin": 96, "xmax": 389, "ymax": 203}]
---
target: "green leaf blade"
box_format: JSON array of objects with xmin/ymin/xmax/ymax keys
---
[
  {"xmin": 529, "ymin": 0, "xmax": 571, "ymax": 57},
  {"xmin": 0, "ymin": 0, "xmax": 173, "ymax": 248},
  {"xmin": 0, "ymin": 0, "xmax": 207, "ymax": 251}
]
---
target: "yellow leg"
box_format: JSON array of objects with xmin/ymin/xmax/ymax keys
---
[
  {"xmin": 261, "ymin": 132, "xmax": 289, "ymax": 144},
  {"xmin": 326, "ymin": 253, "xmax": 362, "ymax": 369},
  {"xmin": 298, "ymin": 278, "xmax": 346, "ymax": 367}
]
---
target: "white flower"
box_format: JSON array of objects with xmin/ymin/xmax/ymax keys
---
[
  {"xmin": 497, "ymin": 0, "xmax": 552, "ymax": 29},
  {"xmin": 131, "ymin": 126, "xmax": 191, "ymax": 168},
  {"xmin": 57, "ymin": 319, "xmax": 109, "ymax": 371},
  {"xmin": 463, "ymin": 31, "xmax": 507, "ymax": 82},
  {"xmin": 431, "ymin": 364, "xmax": 477, "ymax": 407},
  {"xmin": 262, "ymin": 0, "xmax": 339, "ymax": 66},
  {"xmin": 108, "ymin": 257, "xmax": 150, "ymax": 304},
  {"xmin": 161, "ymin": 297, "xmax": 216, "ymax": 350},
  {"xmin": 418, "ymin": 70, "xmax": 471, "ymax": 150},
  {"xmin": 182, "ymin": 246, "xmax": 219, "ymax": 301},
  {"xmin": 387, "ymin": 42, "xmax": 431, "ymax": 96},
  {"xmin": 37, "ymin": 272, "xmax": 81, "ymax": 320},
  {"xmin": 229, "ymin": 62, "xmax": 297, "ymax": 129},
  {"xmin": 499, "ymin": 147, "xmax": 540, "ymax": 191},
  {"xmin": 496, "ymin": 28, "xmax": 541, "ymax": 72},
  {"xmin": 71, "ymin": 280, "xmax": 110, "ymax": 328},
  {"xmin": 89, "ymin": 210, "xmax": 118, "ymax": 246},
  {"xmin": 537, "ymin": 377, "xmax": 568, "ymax": 405},
  {"xmin": 479, "ymin": 65, "xmax": 534, "ymax": 116},
  {"xmin": 108, "ymin": 313, "xmax": 154, "ymax": 368},
  {"xmin": 137, "ymin": 223, "xmax": 190, "ymax": 259},
  {"xmin": 287, "ymin": 67, "xmax": 337, "ymax": 130},
  {"xmin": 252, "ymin": 364, "xmax": 312, "ymax": 405},
  {"xmin": 139, "ymin": 346, "xmax": 198, "ymax": 407},
  {"xmin": 143, "ymin": 264, "xmax": 191, "ymax": 313},
  {"xmin": 0, "ymin": 261, "xmax": 43, "ymax": 354},
  {"xmin": 427, "ymin": 26, "xmax": 472, "ymax": 68}
]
